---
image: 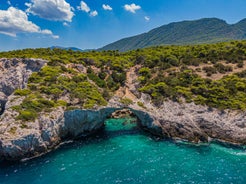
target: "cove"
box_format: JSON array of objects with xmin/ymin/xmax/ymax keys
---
[{"xmin": 0, "ymin": 118, "xmax": 246, "ymax": 184}]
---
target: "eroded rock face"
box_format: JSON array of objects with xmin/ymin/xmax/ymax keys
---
[
  {"xmin": 0, "ymin": 58, "xmax": 47, "ymax": 160},
  {"xmin": 0, "ymin": 108, "xmax": 88, "ymax": 160},
  {"xmin": 0, "ymin": 58, "xmax": 47, "ymax": 115},
  {"xmin": 0, "ymin": 60, "xmax": 245, "ymax": 161},
  {"xmin": 62, "ymin": 108, "xmax": 116, "ymax": 138},
  {"xmin": 1, "ymin": 98, "xmax": 245, "ymax": 161},
  {"xmin": 0, "ymin": 105, "xmax": 160, "ymax": 161},
  {"xmin": 0, "ymin": 58, "xmax": 46, "ymax": 96},
  {"xmin": 130, "ymin": 100, "xmax": 246, "ymax": 144}
]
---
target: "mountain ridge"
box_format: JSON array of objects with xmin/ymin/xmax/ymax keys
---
[
  {"xmin": 100, "ymin": 18, "xmax": 246, "ymax": 51},
  {"xmin": 50, "ymin": 46, "xmax": 83, "ymax": 51}
]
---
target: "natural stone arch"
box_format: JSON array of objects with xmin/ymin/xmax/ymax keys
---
[
  {"xmin": 62, "ymin": 108, "xmax": 163, "ymax": 139},
  {"xmin": 0, "ymin": 107, "xmax": 162, "ymax": 161}
]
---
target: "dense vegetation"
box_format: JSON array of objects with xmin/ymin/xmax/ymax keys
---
[
  {"xmin": 0, "ymin": 40, "xmax": 246, "ymax": 121},
  {"xmin": 101, "ymin": 18, "xmax": 246, "ymax": 51}
]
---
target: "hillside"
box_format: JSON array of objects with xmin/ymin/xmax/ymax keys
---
[
  {"xmin": 50, "ymin": 46, "xmax": 83, "ymax": 51},
  {"xmin": 100, "ymin": 18, "xmax": 246, "ymax": 51},
  {"xmin": 0, "ymin": 40, "xmax": 246, "ymax": 114},
  {"xmin": 0, "ymin": 40, "xmax": 246, "ymax": 161}
]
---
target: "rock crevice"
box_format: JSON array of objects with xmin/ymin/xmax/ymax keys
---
[{"xmin": 0, "ymin": 58, "xmax": 47, "ymax": 116}]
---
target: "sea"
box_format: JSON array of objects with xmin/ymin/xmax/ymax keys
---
[{"xmin": 0, "ymin": 118, "xmax": 245, "ymax": 184}]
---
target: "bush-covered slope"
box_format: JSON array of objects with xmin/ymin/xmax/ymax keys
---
[
  {"xmin": 100, "ymin": 18, "xmax": 246, "ymax": 51},
  {"xmin": 0, "ymin": 40, "xmax": 246, "ymax": 121}
]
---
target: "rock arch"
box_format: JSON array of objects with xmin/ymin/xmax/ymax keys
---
[{"xmin": 62, "ymin": 108, "xmax": 163, "ymax": 139}]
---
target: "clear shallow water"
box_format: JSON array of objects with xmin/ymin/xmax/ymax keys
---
[{"xmin": 0, "ymin": 118, "xmax": 246, "ymax": 184}]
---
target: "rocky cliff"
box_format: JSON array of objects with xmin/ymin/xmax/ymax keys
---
[
  {"xmin": 0, "ymin": 58, "xmax": 245, "ymax": 162},
  {"xmin": 130, "ymin": 100, "xmax": 246, "ymax": 144},
  {"xmin": 0, "ymin": 58, "xmax": 47, "ymax": 115}
]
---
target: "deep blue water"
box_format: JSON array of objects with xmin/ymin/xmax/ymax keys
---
[{"xmin": 0, "ymin": 118, "xmax": 246, "ymax": 184}]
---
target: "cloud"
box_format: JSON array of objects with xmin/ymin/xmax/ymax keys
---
[
  {"xmin": 78, "ymin": 1, "xmax": 90, "ymax": 13},
  {"xmin": 90, "ymin": 10, "xmax": 98, "ymax": 17},
  {"xmin": 124, "ymin": 3, "xmax": 141, "ymax": 13},
  {"xmin": 51, "ymin": 35, "xmax": 59, "ymax": 39},
  {"xmin": 26, "ymin": 0, "xmax": 74, "ymax": 22},
  {"xmin": 78, "ymin": 1, "xmax": 98, "ymax": 17},
  {"xmin": 102, "ymin": 4, "xmax": 112, "ymax": 11},
  {"xmin": 0, "ymin": 7, "xmax": 58, "ymax": 38},
  {"xmin": 40, "ymin": 29, "xmax": 59, "ymax": 39},
  {"xmin": 63, "ymin": 22, "xmax": 69, "ymax": 26},
  {"xmin": 144, "ymin": 16, "xmax": 150, "ymax": 21},
  {"xmin": 7, "ymin": 0, "xmax": 11, "ymax": 5}
]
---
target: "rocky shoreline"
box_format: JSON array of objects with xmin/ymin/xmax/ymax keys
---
[{"xmin": 0, "ymin": 58, "xmax": 245, "ymax": 162}]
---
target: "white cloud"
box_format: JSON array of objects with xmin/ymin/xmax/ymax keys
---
[
  {"xmin": 78, "ymin": 1, "xmax": 90, "ymax": 13},
  {"xmin": 102, "ymin": 4, "xmax": 112, "ymax": 11},
  {"xmin": 63, "ymin": 22, "xmax": 69, "ymax": 26},
  {"xmin": 90, "ymin": 10, "xmax": 98, "ymax": 17},
  {"xmin": 51, "ymin": 35, "xmax": 59, "ymax": 39},
  {"xmin": 26, "ymin": 0, "xmax": 74, "ymax": 22},
  {"xmin": 78, "ymin": 1, "xmax": 98, "ymax": 17},
  {"xmin": 40, "ymin": 29, "xmax": 59, "ymax": 38},
  {"xmin": 0, "ymin": 7, "xmax": 58, "ymax": 38},
  {"xmin": 7, "ymin": 0, "xmax": 11, "ymax": 5},
  {"xmin": 124, "ymin": 3, "xmax": 141, "ymax": 13},
  {"xmin": 144, "ymin": 16, "xmax": 150, "ymax": 21},
  {"xmin": 40, "ymin": 29, "xmax": 52, "ymax": 34}
]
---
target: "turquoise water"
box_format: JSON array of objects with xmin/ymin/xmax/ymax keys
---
[{"xmin": 0, "ymin": 118, "xmax": 246, "ymax": 184}]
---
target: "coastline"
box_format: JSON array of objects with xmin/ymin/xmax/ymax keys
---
[{"xmin": 0, "ymin": 58, "xmax": 245, "ymax": 162}]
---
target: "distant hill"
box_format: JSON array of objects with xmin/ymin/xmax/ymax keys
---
[
  {"xmin": 50, "ymin": 46, "xmax": 82, "ymax": 51},
  {"xmin": 100, "ymin": 18, "xmax": 246, "ymax": 51}
]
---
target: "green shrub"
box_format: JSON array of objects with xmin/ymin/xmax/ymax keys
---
[
  {"xmin": 56, "ymin": 100, "xmax": 67, "ymax": 107},
  {"xmin": 72, "ymin": 74, "xmax": 87, "ymax": 83},
  {"xmin": 112, "ymin": 71, "xmax": 126, "ymax": 85},
  {"xmin": 11, "ymin": 105, "xmax": 21, "ymax": 111},
  {"xmin": 120, "ymin": 98, "xmax": 133, "ymax": 106},
  {"xmin": 106, "ymin": 76, "xmax": 120, "ymax": 91},
  {"xmin": 9, "ymin": 127, "xmax": 17, "ymax": 134},
  {"xmin": 14, "ymin": 89, "xmax": 31, "ymax": 96},
  {"xmin": 139, "ymin": 67, "xmax": 151, "ymax": 77},
  {"xmin": 137, "ymin": 101, "xmax": 146, "ymax": 108},
  {"xmin": 20, "ymin": 123, "xmax": 28, "ymax": 129},
  {"xmin": 17, "ymin": 110, "xmax": 37, "ymax": 121},
  {"xmin": 98, "ymin": 71, "xmax": 107, "ymax": 80},
  {"xmin": 202, "ymin": 66, "xmax": 217, "ymax": 76},
  {"xmin": 88, "ymin": 73, "xmax": 106, "ymax": 88},
  {"xmin": 214, "ymin": 63, "xmax": 233, "ymax": 74}
]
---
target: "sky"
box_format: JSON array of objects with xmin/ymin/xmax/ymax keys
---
[{"xmin": 0, "ymin": 0, "xmax": 246, "ymax": 51}]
